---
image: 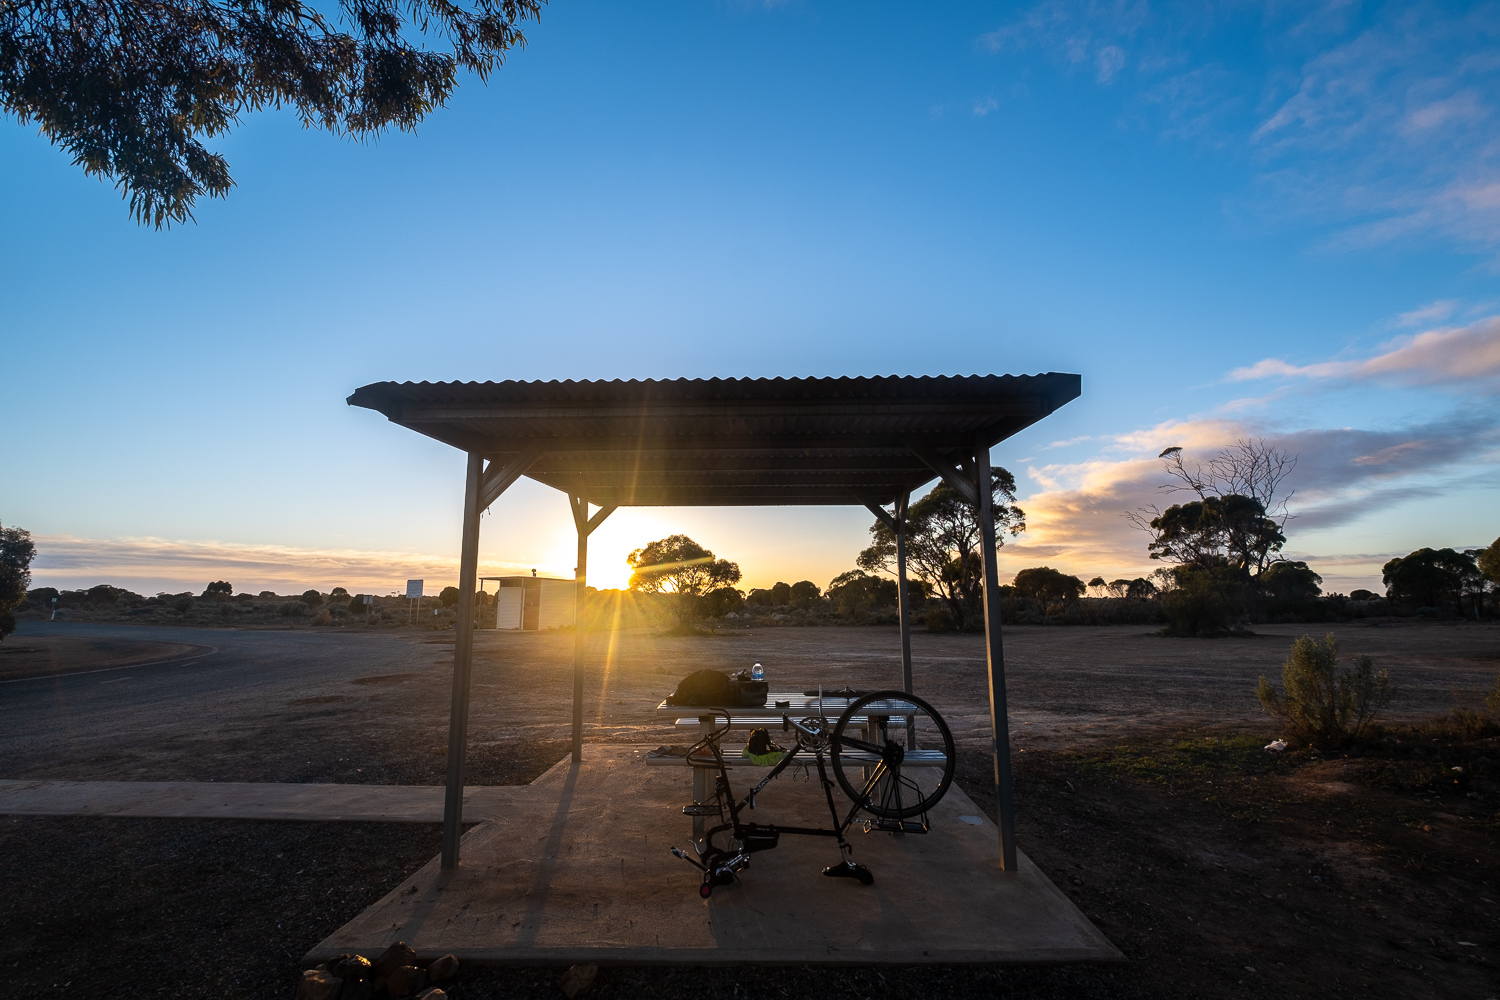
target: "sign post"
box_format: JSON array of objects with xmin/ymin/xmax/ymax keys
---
[
  {"xmin": 406, "ymin": 579, "xmax": 423, "ymax": 626},
  {"xmin": 363, "ymin": 593, "xmax": 374, "ymax": 624}
]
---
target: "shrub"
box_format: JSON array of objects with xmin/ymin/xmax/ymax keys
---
[
  {"xmin": 700, "ymin": 586, "xmax": 744, "ymax": 618},
  {"xmin": 300, "ymin": 589, "xmax": 322, "ymax": 607},
  {"xmin": 1488, "ymin": 673, "xmax": 1500, "ymax": 718},
  {"xmin": 173, "ymin": 596, "xmax": 195, "ymax": 612},
  {"xmin": 347, "ymin": 594, "xmax": 365, "ymax": 613},
  {"xmin": 1158, "ymin": 566, "xmax": 1244, "ymax": 636},
  {"xmin": 439, "ymin": 585, "xmax": 461, "ymax": 608},
  {"xmin": 218, "ymin": 601, "xmax": 233, "ymax": 616},
  {"xmin": 330, "ymin": 586, "xmax": 349, "ymax": 598},
  {"xmin": 312, "ymin": 608, "xmax": 333, "ymax": 626},
  {"xmin": 1349, "ymin": 589, "xmax": 1376, "ymax": 601},
  {"xmin": 258, "ymin": 590, "xmax": 277, "ymax": 598},
  {"xmin": 923, "ymin": 605, "xmax": 956, "ymax": 631},
  {"xmin": 279, "ymin": 601, "xmax": 305, "ymax": 616},
  {"xmin": 1256, "ymin": 633, "xmax": 1392, "ymax": 747},
  {"xmin": 202, "ymin": 580, "xmax": 233, "ymax": 599}
]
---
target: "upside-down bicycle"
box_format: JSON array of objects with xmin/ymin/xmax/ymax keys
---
[{"xmin": 669, "ymin": 690, "xmax": 955, "ymax": 897}]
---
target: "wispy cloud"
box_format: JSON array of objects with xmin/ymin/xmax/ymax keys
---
[
  {"xmin": 997, "ymin": 411, "xmax": 1500, "ymax": 585},
  {"xmin": 978, "ymin": 1, "xmax": 1500, "ymax": 254},
  {"xmin": 1396, "ymin": 299, "xmax": 1457, "ymax": 327},
  {"xmin": 973, "ymin": 97, "xmax": 999, "ymax": 116},
  {"xmin": 29, "ymin": 535, "xmax": 543, "ymax": 596},
  {"xmin": 1229, "ymin": 315, "xmax": 1500, "ymax": 388}
]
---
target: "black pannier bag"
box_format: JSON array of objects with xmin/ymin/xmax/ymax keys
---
[{"xmin": 665, "ymin": 669, "xmax": 767, "ymax": 708}]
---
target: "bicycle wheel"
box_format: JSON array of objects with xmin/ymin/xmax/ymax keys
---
[{"xmin": 830, "ymin": 690, "xmax": 955, "ymax": 819}]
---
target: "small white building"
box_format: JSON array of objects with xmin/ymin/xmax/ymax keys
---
[{"xmin": 483, "ymin": 575, "xmax": 575, "ymax": 630}]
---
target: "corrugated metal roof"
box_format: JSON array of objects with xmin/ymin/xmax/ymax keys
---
[{"xmin": 348, "ymin": 374, "xmax": 1080, "ymax": 507}]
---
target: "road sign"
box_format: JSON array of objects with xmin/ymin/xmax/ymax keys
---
[{"xmin": 406, "ymin": 579, "xmax": 424, "ymax": 599}]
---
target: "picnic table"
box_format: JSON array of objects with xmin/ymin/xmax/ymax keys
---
[{"xmin": 650, "ymin": 691, "xmax": 947, "ymax": 843}]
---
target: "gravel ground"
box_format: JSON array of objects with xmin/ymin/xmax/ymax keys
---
[{"xmin": 2, "ymin": 619, "xmax": 1496, "ymax": 999}]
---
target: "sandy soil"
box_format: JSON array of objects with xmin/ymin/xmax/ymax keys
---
[{"xmin": 0, "ymin": 635, "xmax": 208, "ymax": 681}]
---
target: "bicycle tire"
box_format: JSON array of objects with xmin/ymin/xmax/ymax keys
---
[{"xmin": 829, "ymin": 690, "xmax": 955, "ymax": 819}]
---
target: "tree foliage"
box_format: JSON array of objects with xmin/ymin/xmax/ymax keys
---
[
  {"xmin": 788, "ymin": 580, "xmax": 821, "ymax": 610},
  {"xmin": 1011, "ymin": 566, "xmax": 1085, "ymax": 605},
  {"xmin": 627, "ymin": 534, "xmax": 741, "ymax": 623},
  {"xmin": 825, "ymin": 569, "xmax": 897, "ymax": 616},
  {"xmin": 1145, "ymin": 494, "xmax": 1286, "ymax": 579},
  {"xmin": 1382, "ymin": 547, "xmax": 1481, "ymax": 613},
  {"xmin": 0, "ymin": 0, "xmax": 543, "ymax": 226},
  {"xmin": 1105, "ymin": 577, "xmax": 1157, "ymax": 599},
  {"xmin": 1259, "ymin": 560, "xmax": 1322, "ymax": 601},
  {"xmin": 0, "ymin": 521, "xmax": 37, "ymax": 640},
  {"xmin": 858, "ymin": 468, "xmax": 1024, "ymax": 631},
  {"xmin": 1257, "ymin": 633, "xmax": 1391, "ymax": 748},
  {"xmin": 1477, "ymin": 536, "xmax": 1500, "ymax": 588},
  {"xmin": 747, "ymin": 581, "xmax": 792, "ymax": 606},
  {"xmin": 202, "ymin": 580, "xmax": 233, "ymax": 599},
  {"xmin": 1131, "ymin": 439, "xmax": 1297, "ymax": 582}
]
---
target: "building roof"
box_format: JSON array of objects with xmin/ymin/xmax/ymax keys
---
[{"xmin": 347, "ymin": 374, "xmax": 1081, "ymax": 507}]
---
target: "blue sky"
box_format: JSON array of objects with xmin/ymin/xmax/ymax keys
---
[{"xmin": 3, "ymin": 0, "xmax": 1498, "ymax": 596}]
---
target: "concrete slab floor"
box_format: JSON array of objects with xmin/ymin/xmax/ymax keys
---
[
  {"xmin": 0, "ymin": 779, "xmax": 527, "ymax": 823},
  {"xmin": 308, "ymin": 746, "xmax": 1123, "ymax": 965}
]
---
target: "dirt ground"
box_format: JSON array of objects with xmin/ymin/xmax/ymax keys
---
[
  {"xmin": 0, "ymin": 634, "xmax": 207, "ymax": 681},
  {"xmin": 2, "ymin": 620, "xmax": 1497, "ymax": 998}
]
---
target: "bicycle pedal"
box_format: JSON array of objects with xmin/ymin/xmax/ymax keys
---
[{"xmin": 682, "ymin": 803, "xmax": 719, "ymax": 816}]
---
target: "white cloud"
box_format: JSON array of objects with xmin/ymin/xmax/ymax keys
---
[
  {"xmin": 1229, "ymin": 315, "xmax": 1500, "ymax": 388},
  {"xmin": 973, "ymin": 97, "xmax": 999, "ymax": 116}
]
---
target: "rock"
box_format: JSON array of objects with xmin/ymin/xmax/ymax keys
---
[
  {"xmin": 560, "ymin": 963, "xmax": 598, "ymax": 998},
  {"xmin": 417, "ymin": 990, "xmax": 448, "ymax": 1000},
  {"xmin": 295, "ymin": 968, "xmax": 343, "ymax": 1000},
  {"xmin": 384, "ymin": 965, "xmax": 428, "ymax": 998},
  {"xmin": 425, "ymin": 955, "xmax": 459, "ymax": 983},
  {"xmin": 340, "ymin": 980, "xmax": 374, "ymax": 1000},
  {"xmin": 332, "ymin": 955, "xmax": 373, "ymax": 980},
  {"xmin": 372, "ymin": 942, "xmax": 418, "ymax": 978}
]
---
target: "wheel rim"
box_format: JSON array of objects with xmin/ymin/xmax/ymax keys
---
[{"xmin": 830, "ymin": 690, "xmax": 955, "ymax": 819}]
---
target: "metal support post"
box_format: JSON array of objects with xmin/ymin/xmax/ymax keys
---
[
  {"xmin": 572, "ymin": 502, "xmax": 588, "ymax": 763},
  {"xmin": 441, "ymin": 451, "xmax": 484, "ymax": 870},
  {"xmin": 974, "ymin": 439, "xmax": 1018, "ymax": 872},
  {"xmin": 569, "ymin": 496, "xmax": 616, "ymax": 763},
  {"xmin": 894, "ymin": 491, "xmax": 913, "ymax": 696}
]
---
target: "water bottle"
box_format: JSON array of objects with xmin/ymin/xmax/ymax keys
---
[{"xmin": 750, "ymin": 661, "xmax": 764, "ymax": 682}]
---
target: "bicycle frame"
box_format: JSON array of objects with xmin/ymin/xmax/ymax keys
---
[{"xmin": 670, "ymin": 709, "xmax": 916, "ymax": 896}]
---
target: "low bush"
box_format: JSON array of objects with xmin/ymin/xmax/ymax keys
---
[
  {"xmin": 279, "ymin": 602, "xmax": 305, "ymax": 617},
  {"xmin": 300, "ymin": 590, "xmax": 322, "ymax": 607},
  {"xmin": 1256, "ymin": 633, "xmax": 1392, "ymax": 748},
  {"xmin": 172, "ymin": 596, "xmax": 194, "ymax": 613},
  {"xmin": 312, "ymin": 609, "xmax": 333, "ymax": 626},
  {"xmin": 923, "ymin": 605, "xmax": 956, "ymax": 631}
]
